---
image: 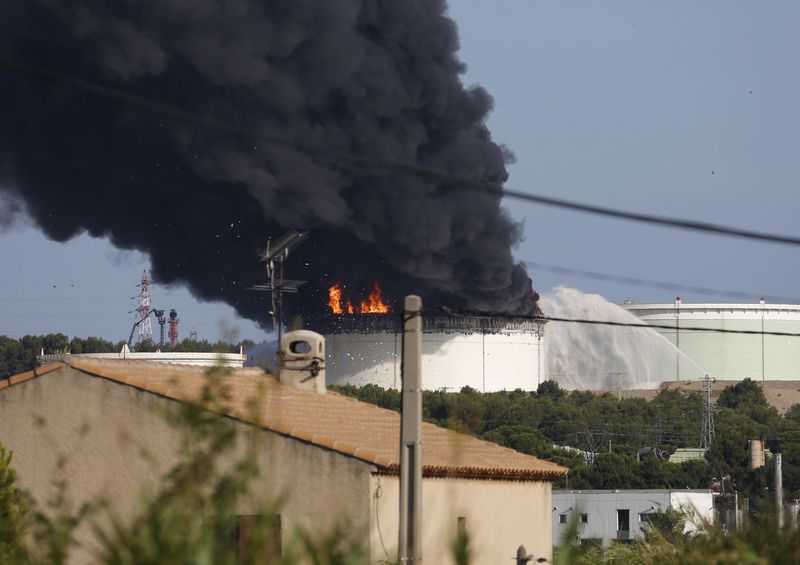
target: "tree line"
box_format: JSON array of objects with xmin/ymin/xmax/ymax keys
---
[
  {"xmin": 0, "ymin": 334, "xmax": 256, "ymax": 380},
  {"xmin": 334, "ymin": 378, "xmax": 800, "ymax": 520},
  {"xmin": 3, "ymin": 367, "xmax": 799, "ymax": 563}
]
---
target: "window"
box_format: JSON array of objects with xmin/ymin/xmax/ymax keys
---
[
  {"xmin": 617, "ymin": 509, "xmax": 630, "ymax": 532},
  {"xmin": 457, "ymin": 517, "xmax": 467, "ymax": 541},
  {"xmin": 581, "ymin": 538, "xmax": 601, "ymax": 547},
  {"xmin": 580, "ymin": 513, "xmax": 588, "ymax": 524},
  {"xmin": 559, "ymin": 514, "xmax": 568, "ymax": 524},
  {"xmin": 234, "ymin": 514, "xmax": 281, "ymax": 563},
  {"xmin": 289, "ymin": 340, "xmax": 311, "ymax": 354}
]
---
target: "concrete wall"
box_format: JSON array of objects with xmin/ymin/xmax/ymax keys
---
[
  {"xmin": 372, "ymin": 475, "xmax": 553, "ymax": 565},
  {"xmin": 0, "ymin": 368, "xmax": 373, "ymax": 563},
  {"xmin": 669, "ymin": 491, "xmax": 715, "ymax": 533},
  {"xmin": 326, "ymin": 330, "xmax": 543, "ymax": 392},
  {"xmin": 38, "ymin": 351, "xmax": 248, "ymax": 368}
]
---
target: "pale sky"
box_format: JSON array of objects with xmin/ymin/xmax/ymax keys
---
[{"xmin": 1, "ymin": 0, "xmax": 798, "ymax": 342}]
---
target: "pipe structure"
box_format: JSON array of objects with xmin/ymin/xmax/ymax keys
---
[
  {"xmin": 776, "ymin": 453, "xmax": 784, "ymax": 528},
  {"xmin": 399, "ymin": 295, "xmax": 422, "ymax": 563}
]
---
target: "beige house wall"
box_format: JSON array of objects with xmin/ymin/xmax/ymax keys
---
[
  {"xmin": 0, "ymin": 367, "xmax": 373, "ymax": 563},
  {"xmin": 1, "ymin": 367, "xmax": 558, "ymax": 564},
  {"xmin": 370, "ymin": 475, "xmax": 553, "ymax": 565}
]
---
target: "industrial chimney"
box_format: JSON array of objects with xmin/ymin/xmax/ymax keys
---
[
  {"xmin": 747, "ymin": 439, "xmax": 764, "ymax": 471},
  {"xmin": 749, "ymin": 439, "xmax": 765, "ymax": 471},
  {"xmin": 168, "ymin": 309, "xmax": 179, "ymax": 347}
]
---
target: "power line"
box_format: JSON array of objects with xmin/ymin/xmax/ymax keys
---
[
  {"xmin": 21, "ymin": 259, "xmax": 795, "ymax": 308},
  {"xmin": 500, "ymin": 189, "xmax": 800, "ymax": 246},
  {"xmin": 0, "ymin": 306, "xmax": 231, "ymax": 318},
  {"xmin": 542, "ymin": 314, "xmax": 800, "ymax": 337},
  {"xmin": 0, "ymin": 322, "xmax": 242, "ymax": 337},
  {"xmin": 429, "ymin": 306, "xmax": 800, "ymax": 338},
  {"xmin": 0, "ymin": 293, "xmax": 192, "ymax": 302},
  {"xmin": 0, "ymin": 312, "xmax": 133, "ymax": 318},
  {"xmin": 522, "ymin": 260, "xmax": 797, "ymax": 304},
  {"xmin": 3, "ymin": 57, "xmax": 800, "ymax": 247}
]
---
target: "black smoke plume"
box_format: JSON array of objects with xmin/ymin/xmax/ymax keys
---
[{"xmin": 0, "ymin": 0, "xmax": 536, "ymax": 328}]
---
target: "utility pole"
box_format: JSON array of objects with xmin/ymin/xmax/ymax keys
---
[
  {"xmin": 535, "ymin": 319, "xmax": 545, "ymax": 388},
  {"xmin": 536, "ymin": 326, "xmax": 541, "ymax": 388},
  {"xmin": 776, "ymin": 453, "xmax": 784, "ymax": 528},
  {"xmin": 760, "ymin": 297, "xmax": 766, "ymax": 381},
  {"xmin": 675, "ymin": 296, "xmax": 681, "ymax": 381},
  {"xmin": 656, "ymin": 413, "xmax": 663, "ymax": 447},
  {"xmin": 399, "ymin": 295, "xmax": 422, "ymax": 563},
  {"xmin": 700, "ymin": 375, "xmax": 715, "ymax": 450}
]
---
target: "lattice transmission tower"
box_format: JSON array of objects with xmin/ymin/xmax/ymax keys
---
[
  {"xmin": 136, "ymin": 270, "xmax": 153, "ymax": 345},
  {"xmin": 700, "ymin": 375, "xmax": 716, "ymax": 449}
]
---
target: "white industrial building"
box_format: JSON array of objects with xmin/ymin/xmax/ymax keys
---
[
  {"xmin": 552, "ymin": 489, "xmax": 714, "ymax": 548},
  {"xmin": 323, "ymin": 315, "xmax": 545, "ymax": 392},
  {"xmin": 38, "ymin": 344, "xmax": 247, "ymax": 368},
  {"xmin": 624, "ymin": 300, "xmax": 800, "ymax": 381}
]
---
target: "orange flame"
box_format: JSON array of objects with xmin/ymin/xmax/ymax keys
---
[
  {"xmin": 327, "ymin": 282, "xmax": 391, "ymax": 314},
  {"xmin": 359, "ymin": 282, "xmax": 391, "ymax": 313},
  {"xmin": 328, "ymin": 283, "xmax": 344, "ymax": 314}
]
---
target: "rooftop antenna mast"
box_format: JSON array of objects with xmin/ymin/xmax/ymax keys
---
[{"xmin": 249, "ymin": 230, "xmax": 309, "ymax": 351}]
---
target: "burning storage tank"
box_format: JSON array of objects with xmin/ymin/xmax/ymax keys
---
[
  {"xmin": 623, "ymin": 298, "xmax": 800, "ymax": 381},
  {"xmin": 321, "ymin": 283, "xmax": 546, "ymax": 392}
]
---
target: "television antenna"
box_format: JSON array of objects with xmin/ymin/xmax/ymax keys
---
[{"xmin": 249, "ymin": 230, "xmax": 309, "ymax": 348}]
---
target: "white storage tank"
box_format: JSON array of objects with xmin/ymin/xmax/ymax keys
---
[
  {"xmin": 623, "ymin": 299, "xmax": 800, "ymax": 381},
  {"xmin": 321, "ymin": 314, "xmax": 545, "ymax": 392}
]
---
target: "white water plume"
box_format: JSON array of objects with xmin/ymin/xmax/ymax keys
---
[{"xmin": 540, "ymin": 286, "xmax": 707, "ymax": 390}]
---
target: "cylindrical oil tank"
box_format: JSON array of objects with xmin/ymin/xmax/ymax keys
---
[
  {"xmin": 623, "ymin": 301, "xmax": 800, "ymax": 381},
  {"xmin": 748, "ymin": 439, "xmax": 765, "ymax": 471},
  {"xmin": 321, "ymin": 314, "xmax": 545, "ymax": 392}
]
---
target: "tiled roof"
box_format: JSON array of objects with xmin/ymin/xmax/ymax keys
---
[
  {"xmin": 0, "ymin": 362, "xmax": 64, "ymax": 391},
  {"xmin": 3, "ymin": 358, "xmax": 568, "ymax": 481}
]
